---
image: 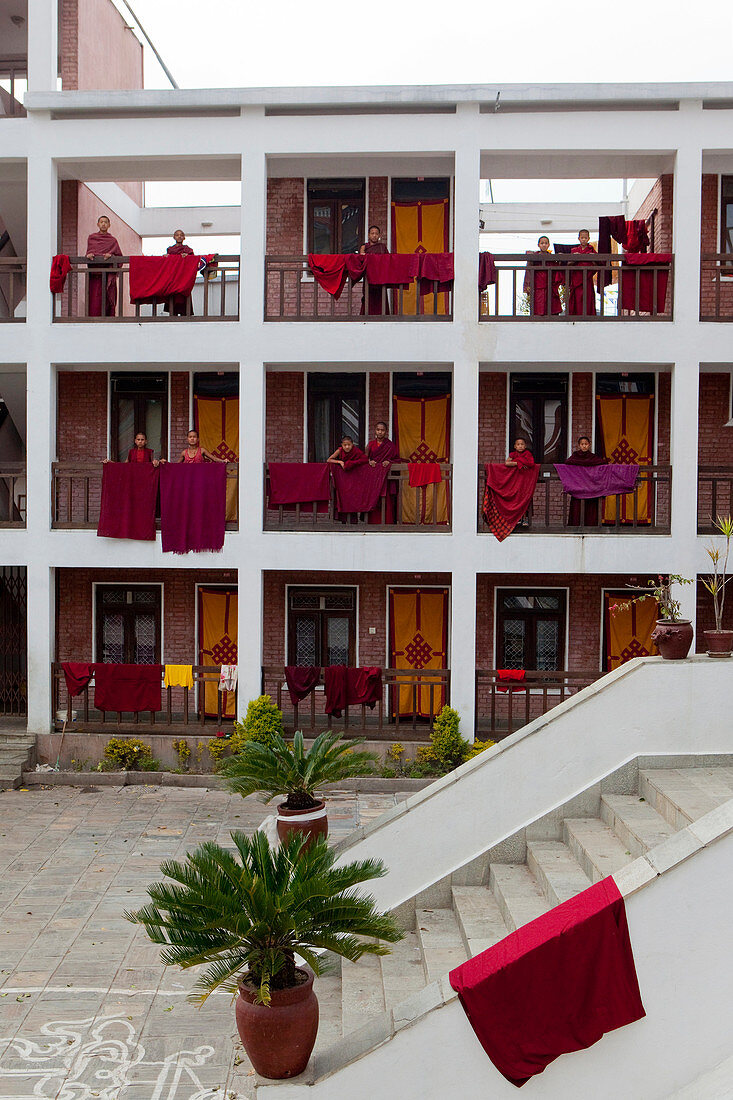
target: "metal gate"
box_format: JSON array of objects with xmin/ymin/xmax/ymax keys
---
[{"xmin": 0, "ymin": 566, "xmax": 27, "ymax": 716}]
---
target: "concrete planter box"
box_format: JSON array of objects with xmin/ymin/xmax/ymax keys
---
[{"xmin": 22, "ymin": 770, "xmax": 434, "ymax": 793}]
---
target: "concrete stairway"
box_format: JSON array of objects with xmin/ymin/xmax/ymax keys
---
[{"xmin": 0, "ymin": 730, "xmax": 35, "ymax": 790}]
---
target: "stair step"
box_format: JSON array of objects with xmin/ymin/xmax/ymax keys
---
[
  {"xmin": 415, "ymin": 908, "xmax": 468, "ymax": 983},
  {"xmin": 340, "ymin": 951, "xmax": 385, "ymax": 1036},
  {"xmin": 379, "ymin": 929, "xmax": 426, "ymax": 1012},
  {"xmin": 563, "ymin": 818, "xmax": 635, "ymax": 882},
  {"xmin": 526, "ymin": 841, "xmax": 593, "ymax": 905},
  {"xmin": 489, "ymin": 864, "xmax": 551, "ymax": 931},
  {"xmin": 451, "ymin": 886, "xmax": 510, "ymax": 956},
  {"xmin": 601, "ymin": 793, "xmax": 678, "ymax": 856},
  {"xmin": 639, "ymin": 769, "xmax": 727, "ymax": 828}
]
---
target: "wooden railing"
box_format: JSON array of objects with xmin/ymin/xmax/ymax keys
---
[
  {"xmin": 698, "ymin": 467, "xmax": 733, "ymax": 533},
  {"xmin": 0, "ymin": 61, "xmax": 27, "ymax": 117},
  {"xmin": 264, "ymin": 463, "xmax": 452, "ymax": 530},
  {"xmin": 700, "ymin": 254, "xmax": 733, "ymax": 320},
  {"xmin": 52, "ymin": 663, "xmax": 236, "ymax": 730},
  {"xmin": 262, "ymin": 665, "xmax": 450, "ymax": 739},
  {"xmin": 264, "ymin": 255, "xmax": 453, "ymax": 321},
  {"xmin": 0, "ymin": 463, "xmax": 25, "ymax": 527},
  {"xmin": 477, "ymin": 464, "xmax": 671, "ymax": 533},
  {"xmin": 51, "ymin": 461, "xmax": 239, "ymax": 529},
  {"xmin": 52, "ymin": 255, "xmax": 240, "ymax": 321},
  {"xmin": 475, "ymin": 669, "xmax": 599, "ymax": 738},
  {"xmin": 0, "ymin": 258, "xmax": 26, "ymax": 321},
  {"xmin": 479, "ymin": 253, "xmax": 673, "ymax": 320}
]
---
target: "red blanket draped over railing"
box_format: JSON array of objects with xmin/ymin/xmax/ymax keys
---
[
  {"xmin": 620, "ymin": 254, "xmax": 671, "ymax": 314},
  {"xmin": 482, "ymin": 461, "xmax": 540, "ymax": 541},
  {"xmin": 159, "ymin": 463, "xmax": 226, "ymax": 553},
  {"xmin": 93, "ymin": 663, "xmax": 163, "ymax": 713},
  {"xmin": 284, "ymin": 666, "xmax": 321, "ymax": 706},
  {"xmin": 97, "ymin": 462, "xmax": 159, "ymax": 541},
  {"xmin": 331, "ymin": 463, "xmax": 390, "ymax": 514},
  {"xmin": 324, "ymin": 666, "xmax": 382, "ymax": 717},
  {"xmin": 62, "ymin": 662, "xmax": 95, "ymax": 697},
  {"xmin": 267, "ymin": 463, "xmax": 330, "ymax": 508},
  {"xmin": 128, "ymin": 255, "xmax": 201, "ymax": 304}
]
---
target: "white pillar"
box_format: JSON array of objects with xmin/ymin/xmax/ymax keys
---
[
  {"xmin": 26, "ymin": 564, "xmax": 54, "ymax": 734},
  {"xmin": 27, "ymin": 0, "xmax": 58, "ymax": 93},
  {"xmin": 449, "ymin": 568, "xmax": 477, "ymax": 742},
  {"xmin": 236, "ymin": 562, "xmax": 264, "ymax": 719}
]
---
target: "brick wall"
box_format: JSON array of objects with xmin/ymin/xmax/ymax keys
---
[
  {"xmin": 170, "ymin": 373, "xmax": 190, "ymax": 458},
  {"xmin": 632, "ymin": 175, "xmax": 673, "ymax": 252},
  {"xmin": 266, "ymin": 178, "xmax": 304, "ymax": 253},
  {"xmin": 266, "ymin": 373, "xmax": 305, "ymax": 461},
  {"xmin": 368, "ymin": 178, "xmax": 388, "ymax": 237},
  {"xmin": 57, "ymin": 372, "xmax": 107, "ymax": 460},
  {"xmin": 699, "ymin": 173, "xmax": 733, "ymax": 318},
  {"xmin": 478, "ymin": 373, "xmax": 507, "ymax": 460},
  {"xmin": 698, "ymin": 374, "xmax": 733, "ymax": 463},
  {"xmin": 571, "ymin": 373, "xmax": 593, "ymax": 441},
  {"xmin": 368, "ymin": 372, "xmax": 390, "ymax": 431},
  {"xmin": 60, "ymin": 0, "xmax": 143, "ymax": 92},
  {"xmin": 695, "ymin": 577, "xmax": 733, "ymax": 651}
]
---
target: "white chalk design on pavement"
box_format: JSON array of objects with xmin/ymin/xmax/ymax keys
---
[{"xmin": 0, "ymin": 1012, "xmax": 220, "ymax": 1099}]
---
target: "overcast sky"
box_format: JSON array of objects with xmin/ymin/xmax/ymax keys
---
[{"xmin": 124, "ymin": 0, "xmax": 733, "ymax": 90}]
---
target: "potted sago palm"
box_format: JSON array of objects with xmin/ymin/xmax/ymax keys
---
[
  {"xmin": 126, "ymin": 831, "xmax": 401, "ymax": 1080},
  {"xmin": 702, "ymin": 515, "xmax": 733, "ymax": 657},
  {"xmin": 219, "ymin": 729, "xmax": 377, "ymax": 845}
]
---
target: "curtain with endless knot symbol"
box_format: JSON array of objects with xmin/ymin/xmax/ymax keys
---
[
  {"xmin": 194, "ymin": 395, "xmax": 239, "ymax": 522},
  {"xmin": 605, "ymin": 592, "xmax": 658, "ymax": 671},
  {"xmin": 198, "ymin": 587, "xmax": 238, "ymax": 718},
  {"xmin": 393, "ymin": 394, "xmax": 450, "ymax": 524},
  {"xmin": 597, "ymin": 395, "xmax": 653, "ymax": 524},
  {"xmin": 391, "ymin": 198, "xmax": 449, "ymax": 315},
  {"xmin": 389, "ymin": 587, "xmax": 448, "ymax": 718}
]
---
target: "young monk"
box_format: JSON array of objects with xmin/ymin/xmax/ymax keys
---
[
  {"xmin": 568, "ymin": 229, "xmax": 597, "ymax": 317},
  {"xmin": 127, "ymin": 431, "xmax": 160, "ymax": 466},
  {"xmin": 85, "ymin": 215, "xmax": 122, "ymax": 317},
  {"xmin": 524, "ymin": 235, "xmax": 562, "ymax": 316},
  {"xmin": 179, "ymin": 428, "xmax": 226, "ymax": 464},
  {"xmin": 359, "ymin": 225, "xmax": 390, "ymax": 316},
  {"xmin": 166, "ymin": 230, "xmax": 195, "ymax": 316},
  {"xmin": 359, "ymin": 225, "xmax": 388, "ymax": 256},
  {"xmin": 367, "ymin": 421, "xmax": 398, "ymax": 524},
  {"xmin": 327, "ymin": 435, "xmax": 368, "ymax": 469},
  {"xmin": 505, "ymin": 436, "xmax": 536, "ymax": 525},
  {"xmin": 565, "ymin": 434, "xmax": 604, "ymax": 526}
]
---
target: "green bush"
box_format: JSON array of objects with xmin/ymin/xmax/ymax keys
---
[
  {"xmin": 230, "ymin": 695, "xmax": 284, "ymax": 754},
  {"xmin": 101, "ymin": 737, "xmax": 158, "ymax": 771},
  {"xmin": 419, "ymin": 706, "xmax": 496, "ymax": 775}
]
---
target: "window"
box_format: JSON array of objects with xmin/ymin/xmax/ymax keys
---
[
  {"xmin": 721, "ymin": 176, "xmax": 733, "ymax": 253},
  {"xmin": 110, "ymin": 373, "xmax": 168, "ymax": 461},
  {"xmin": 496, "ymin": 590, "xmax": 566, "ymax": 671},
  {"xmin": 287, "ymin": 588, "xmax": 356, "ymax": 667},
  {"xmin": 307, "ymin": 374, "xmax": 365, "ymax": 462},
  {"xmin": 95, "ymin": 586, "xmax": 161, "ymax": 665},
  {"xmin": 595, "ymin": 373, "xmax": 655, "ymax": 396},
  {"xmin": 509, "ymin": 374, "xmax": 568, "ymax": 463},
  {"xmin": 307, "ymin": 179, "xmax": 365, "ymax": 255}
]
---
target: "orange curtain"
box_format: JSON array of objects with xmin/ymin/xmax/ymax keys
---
[
  {"xmin": 393, "ymin": 394, "xmax": 450, "ymax": 524},
  {"xmin": 597, "ymin": 395, "xmax": 654, "ymax": 523},
  {"xmin": 391, "ymin": 198, "xmax": 449, "ymax": 315},
  {"xmin": 195, "ymin": 395, "xmax": 239, "ymax": 522},
  {"xmin": 389, "ymin": 588, "xmax": 448, "ymax": 718},
  {"xmin": 198, "ymin": 587, "xmax": 238, "ymax": 718},
  {"xmin": 605, "ymin": 592, "xmax": 658, "ymax": 670}
]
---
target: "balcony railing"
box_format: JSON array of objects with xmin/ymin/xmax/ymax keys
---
[
  {"xmin": 477, "ymin": 464, "xmax": 671, "ymax": 533},
  {"xmin": 0, "ymin": 464, "xmax": 26, "ymax": 527},
  {"xmin": 475, "ymin": 669, "xmax": 599, "ymax": 738},
  {"xmin": 0, "ymin": 60, "xmax": 27, "ymax": 117},
  {"xmin": 51, "ymin": 461, "xmax": 239, "ymax": 529},
  {"xmin": 52, "ymin": 663, "xmax": 236, "ymax": 731},
  {"xmin": 264, "ymin": 255, "xmax": 453, "ymax": 321},
  {"xmin": 52, "ymin": 256, "xmax": 240, "ymax": 321},
  {"xmin": 0, "ymin": 258, "xmax": 26, "ymax": 321},
  {"xmin": 698, "ymin": 467, "xmax": 733, "ymax": 533},
  {"xmin": 479, "ymin": 253, "xmax": 673, "ymax": 320},
  {"xmin": 264, "ymin": 463, "xmax": 452, "ymax": 530},
  {"xmin": 262, "ymin": 665, "xmax": 450, "ymax": 739},
  {"xmin": 700, "ymin": 254, "xmax": 733, "ymax": 320}
]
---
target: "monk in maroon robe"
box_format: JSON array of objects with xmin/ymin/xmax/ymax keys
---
[
  {"xmin": 568, "ymin": 230, "xmax": 597, "ymax": 317},
  {"xmin": 359, "ymin": 225, "xmax": 390, "ymax": 316},
  {"xmin": 85, "ymin": 215, "xmax": 122, "ymax": 317},
  {"xmin": 165, "ymin": 229, "xmax": 195, "ymax": 316},
  {"xmin": 506, "ymin": 436, "xmax": 536, "ymax": 526},
  {"xmin": 565, "ymin": 436, "xmax": 603, "ymax": 526},
  {"xmin": 524, "ymin": 235, "xmax": 562, "ymax": 316},
  {"xmin": 327, "ymin": 436, "xmax": 368, "ymax": 470},
  {"xmin": 126, "ymin": 431, "xmax": 160, "ymax": 466},
  {"xmin": 366, "ymin": 421, "xmax": 398, "ymax": 524}
]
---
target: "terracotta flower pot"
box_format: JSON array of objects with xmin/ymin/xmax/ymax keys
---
[
  {"xmin": 704, "ymin": 629, "xmax": 733, "ymax": 657},
  {"xmin": 236, "ymin": 967, "xmax": 318, "ymax": 1080},
  {"xmin": 650, "ymin": 619, "xmax": 693, "ymax": 660},
  {"xmin": 276, "ymin": 799, "xmax": 328, "ymax": 847}
]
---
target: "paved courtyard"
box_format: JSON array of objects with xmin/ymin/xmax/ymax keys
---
[{"xmin": 0, "ymin": 783, "xmax": 407, "ymax": 1099}]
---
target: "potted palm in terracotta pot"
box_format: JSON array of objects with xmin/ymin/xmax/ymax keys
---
[
  {"xmin": 127, "ymin": 830, "xmax": 402, "ymax": 1080},
  {"xmin": 702, "ymin": 515, "xmax": 733, "ymax": 657},
  {"xmin": 219, "ymin": 729, "xmax": 377, "ymax": 845},
  {"xmin": 612, "ymin": 575, "xmax": 694, "ymax": 660}
]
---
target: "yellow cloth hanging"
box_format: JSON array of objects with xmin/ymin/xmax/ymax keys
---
[{"xmin": 164, "ymin": 664, "xmax": 194, "ymax": 690}]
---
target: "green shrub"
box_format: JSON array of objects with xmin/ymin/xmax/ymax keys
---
[
  {"xmin": 172, "ymin": 739, "xmax": 190, "ymax": 772},
  {"xmin": 419, "ymin": 706, "xmax": 493, "ymax": 775},
  {"xmin": 207, "ymin": 736, "xmax": 229, "ymax": 770},
  {"xmin": 102, "ymin": 737, "xmax": 157, "ymax": 771},
  {"xmin": 230, "ymin": 695, "xmax": 284, "ymax": 754}
]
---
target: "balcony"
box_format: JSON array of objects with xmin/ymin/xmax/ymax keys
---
[
  {"xmin": 264, "ymin": 255, "xmax": 453, "ymax": 321},
  {"xmin": 698, "ymin": 467, "xmax": 733, "ymax": 533},
  {"xmin": 477, "ymin": 464, "xmax": 672, "ymax": 534},
  {"xmin": 0, "ymin": 258, "xmax": 26, "ymax": 321},
  {"xmin": 264, "ymin": 463, "xmax": 452, "ymax": 531},
  {"xmin": 480, "ymin": 253, "xmax": 673, "ymax": 320},
  {"xmin": 51, "ymin": 461, "xmax": 239, "ymax": 529},
  {"xmin": 0, "ymin": 59, "xmax": 26, "ymax": 117},
  {"xmin": 52, "ymin": 256, "xmax": 240, "ymax": 321},
  {"xmin": 700, "ymin": 255, "xmax": 733, "ymax": 320},
  {"xmin": 475, "ymin": 669, "xmax": 599, "ymax": 738},
  {"xmin": 0, "ymin": 464, "xmax": 25, "ymax": 527}
]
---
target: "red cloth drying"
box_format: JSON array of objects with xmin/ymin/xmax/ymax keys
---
[
  {"xmin": 50, "ymin": 255, "xmax": 71, "ymax": 293},
  {"xmin": 94, "ymin": 663, "xmax": 162, "ymax": 714},
  {"xmin": 364, "ymin": 253, "xmax": 419, "ymax": 286},
  {"xmin": 496, "ymin": 669, "xmax": 526, "ymax": 693},
  {"xmin": 324, "ymin": 666, "xmax": 382, "ymax": 717},
  {"xmin": 62, "ymin": 662, "xmax": 95, "ymax": 697},
  {"xmin": 97, "ymin": 462, "xmax": 159, "ymax": 542},
  {"xmin": 408, "ymin": 462, "xmax": 442, "ymax": 488},
  {"xmin": 449, "ymin": 877, "xmax": 645, "ymax": 1087},
  {"xmin": 284, "ymin": 666, "xmax": 321, "ymax": 706},
  {"xmin": 128, "ymin": 254, "xmax": 200, "ymax": 305},
  {"xmin": 308, "ymin": 254, "xmax": 349, "ymax": 297},
  {"xmin": 625, "ymin": 220, "xmax": 650, "ymax": 253},
  {"xmin": 418, "ymin": 252, "xmax": 454, "ymax": 294},
  {"xmin": 267, "ymin": 463, "xmax": 330, "ymax": 507},
  {"xmin": 159, "ymin": 462, "xmax": 226, "ymax": 553},
  {"xmin": 620, "ymin": 254, "xmax": 671, "ymax": 314},
  {"xmin": 331, "ymin": 462, "xmax": 390, "ymax": 514},
  {"xmin": 483, "ymin": 458, "xmax": 539, "ymax": 542},
  {"xmin": 478, "ymin": 251, "xmax": 497, "ymax": 290}
]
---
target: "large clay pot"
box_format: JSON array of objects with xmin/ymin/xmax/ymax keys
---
[
  {"xmin": 704, "ymin": 629, "xmax": 733, "ymax": 657},
  {"xmin": 236, "ymin": 967, "xmax": 318, "ymax": 1080},
  {"xmin": 276, "ymin": 799, "xmax": 328, "ymax": 847},
  {"xmin": 650, "ymin": 619, "xmax": 693, "ymax": 660}
]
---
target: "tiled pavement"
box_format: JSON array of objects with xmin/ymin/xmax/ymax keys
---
[{"xmin": 0, "ymin": 783, "xmax": 408, "ymax": 1099}]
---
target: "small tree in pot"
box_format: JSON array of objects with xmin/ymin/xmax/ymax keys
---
[
  {"xmin": 611, "ymin": 575, "xmax": 694, "ymax": 660},
  {"xmin": 701, "ymin": 515, "xmax": 733, "ymax": 657},
  {"xmin": 219, "ymin": 729, "xmax": 378, "ymax": 844},
  {"xmin": 127, "ymin": 831, "xmax": 401, "ymax": 1080}
]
